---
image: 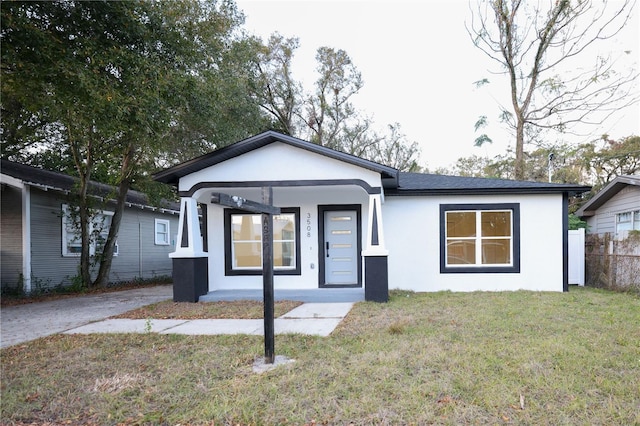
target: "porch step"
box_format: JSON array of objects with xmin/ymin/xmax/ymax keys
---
[{"xmin": 199, "ymin": 288, "xmax": 365, "ymax": 303}]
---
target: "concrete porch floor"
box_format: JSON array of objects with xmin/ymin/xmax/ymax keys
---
[{"xmin": 199, "ymin": 288, "xmax": 365, "ymax": 303}]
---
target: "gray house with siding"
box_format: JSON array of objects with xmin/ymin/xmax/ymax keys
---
[
  {"xmin": 576, "ymin": 175, "xmax": 640, "ymax": 236},
  {"xmin": 1, "ymin": 159, "xmax": 180, "ymax": 293}
]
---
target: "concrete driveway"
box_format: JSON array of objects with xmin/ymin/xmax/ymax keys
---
[{"xmin": 1, "ymin": 285, "xmax": 172, "ymax": 348}]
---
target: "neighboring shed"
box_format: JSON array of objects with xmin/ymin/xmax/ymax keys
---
[
  {"xmin": 153, "ymin": 131, "xmax": 590, "ymax": 302},
  {"xmin": 1, "ymin": 159, "xmax": 180, "ymax": 293},
  {"xmin": 576, "ymin": 175, "xmax": 640, "ymax": 235}
]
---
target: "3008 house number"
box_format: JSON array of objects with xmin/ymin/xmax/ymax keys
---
[{"xmin": 306, "ymin": 213, "xmax": 312, "ymax": 238}]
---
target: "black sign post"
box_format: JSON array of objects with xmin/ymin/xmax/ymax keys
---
[
  {"xmin": 261, "ymin": 187, "xmax": 275, "ymax": 363},
  {"xmin": 211, "ymin": 190, "xmax": 279, "ymax": 364}
]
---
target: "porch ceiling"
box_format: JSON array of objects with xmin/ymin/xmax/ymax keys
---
[{"xmin": 190, "ymin": 184, "xmax": 370, "ymax": 205}]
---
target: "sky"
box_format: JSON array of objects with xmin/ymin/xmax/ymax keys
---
[{"xmin": 234, "ymin": 0, "xmax": 640, "ymax": 170}]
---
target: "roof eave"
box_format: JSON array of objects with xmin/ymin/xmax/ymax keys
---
[
  {"xmin": 387, "ymin": 186, "xmax": 591, "ymax": 196},
  {"xmin": 575, "ymin": 175, "xmax": 640, "ymax": 217}
]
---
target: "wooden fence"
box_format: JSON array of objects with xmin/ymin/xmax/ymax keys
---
[{"xmin": 585, "ymin": 232, "xmax": 640, "ymax": 293}]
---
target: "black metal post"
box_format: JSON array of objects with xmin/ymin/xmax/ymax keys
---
[
  {"xmin": 211, "ymin": 190, "xmax": 279, "ymax": 364},
  {"xmin": 262, "ymin": 187, "xmax": 275, "ymax": 363}
]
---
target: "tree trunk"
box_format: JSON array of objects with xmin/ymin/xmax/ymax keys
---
[
  {"xmin": 68, "ymin": 124, "xmax": 95, "ymax": 288},
  {"xmin": 514, "ymin": 118, "xmax": 525, "ymax": 180},
  {"xmin": 93, "ymin": 143, "xmax": 135, "ymax": 287},
  {"xmin": 78, "ymin": 193, "xmax": 93, "ymax": 287}
]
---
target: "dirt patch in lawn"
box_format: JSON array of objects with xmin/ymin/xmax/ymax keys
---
[{"xmin": 110, "ymin": 299, "xmax": 303, "ymax": 320}]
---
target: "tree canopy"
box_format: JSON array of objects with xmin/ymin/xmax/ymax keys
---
[{"xmin": 1, "ymin": 0, "xmax": 268, "ymax": 287}]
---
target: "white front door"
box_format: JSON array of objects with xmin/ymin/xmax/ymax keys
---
[{"xmin": 323, "ymin": 210, "xmax": 359, "ymax": 285}]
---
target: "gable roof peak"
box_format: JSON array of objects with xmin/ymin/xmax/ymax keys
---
[
  {"xmin": 153, "ymin": 130, "xmax": 399, "ymax": 185},
  {"xmin": 575, "ymin": 174, "xmax": 640, "ymax": 217}
]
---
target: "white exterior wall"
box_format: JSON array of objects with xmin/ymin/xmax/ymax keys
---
[
  {"xmin": 179, "ymin": 143, "xmax": 382, "ymax": 196},
  {"xmin": 383, "ymin": 193, "xmax": 565, "ymax": 292}
]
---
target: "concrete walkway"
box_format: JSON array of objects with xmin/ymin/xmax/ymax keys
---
[
  {"xmin": 1, "ymin": 286, "xmax": 356, "ymax": 348},
  {"xmin": 64, "ymin": 303, "xmax": 354, "ymax": 338}
]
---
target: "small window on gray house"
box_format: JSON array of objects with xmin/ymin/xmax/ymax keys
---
[{"xmin": 155, "ymin": 219, "xmax": 171, "ymax": 245}]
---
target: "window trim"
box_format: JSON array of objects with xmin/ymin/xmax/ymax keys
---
[
  {"xmin": 440, "ymin": 203, "xmax": 520, "ymax": 274},
  {"xmin": 223, "ymin": 207, "xmax": 301, "ymax": 276},
  {"xmin": 154, "ymin": 218, "xmax": 171, "ymax": 246},
  {"xmin": 62, "ymin": 204, "xmax": 118, "ymax": 257}
]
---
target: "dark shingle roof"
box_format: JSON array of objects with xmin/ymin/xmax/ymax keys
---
[
  {"xmin": 389, "ymin": 172, "xmax": 590, "ymax": 195},
  {"xmin": 151, "ymin": 130, "xmax": 590, "ymax": 196},
  {"xmin": 1, "ymin": 159, "xmax": 177, "ymax": 210}
]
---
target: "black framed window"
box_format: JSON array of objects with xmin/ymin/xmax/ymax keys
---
[
  {"xmin": 224, "ymin": 207, "xmax": 301, "ymax": 276},
  {"xmin": 440, "ymin": 203, "xmax": 520, "ymax": 273}
]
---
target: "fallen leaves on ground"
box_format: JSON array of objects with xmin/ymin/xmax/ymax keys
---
[{"xmin": 110, "ymin": 300, "xmax": 302, "ymax": 320}]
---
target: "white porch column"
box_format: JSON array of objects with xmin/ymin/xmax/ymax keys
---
[
  {"xmin": 363, "ymin": 193, "xmax": 388, "ymax": 256},
  {"xmin": 170, "ymin": 197, "xmax": 206, "ymax": 258},
  {"xmin": 363, "ymin": 192, "xmax": 389, "ymax": 302},
  {"xmin": 169, "ymin": 197, "xmax": 207, "ymax": 302}
]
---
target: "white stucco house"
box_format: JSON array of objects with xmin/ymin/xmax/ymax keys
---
[{"xmin": 153, "ymin": 131, "xmax": 590, "ymax": 302}]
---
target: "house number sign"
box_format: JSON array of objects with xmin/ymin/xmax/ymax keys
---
[{"xmin": 306, "ymin": 212, "xmax": 312, "ymax": 238}]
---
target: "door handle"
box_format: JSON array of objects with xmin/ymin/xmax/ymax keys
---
[{"xmin": 326, "ymin": 241, "xmax": 329, "ymax": 258}]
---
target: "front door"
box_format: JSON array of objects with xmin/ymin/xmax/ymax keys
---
[{"xmin": 320, "ymin": 207, "xmax": 361, "ymax": 287}]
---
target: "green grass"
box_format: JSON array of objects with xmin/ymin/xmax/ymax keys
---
[{"xmin": 2, "ymin": 287, "xmax": 639, "ymax": 425}]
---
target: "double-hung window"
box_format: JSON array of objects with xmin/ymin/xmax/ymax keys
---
[
  {"xmin": 440, "ymin": 203, "xmax": 520, "ymax": 273},
  {"xmin": 62, "ymin": 204, "xmax": 118, "ymax": 257},
  {"xmin": 224, "ymin": 207, "xmax": 301, "ymax": 275},
  {"xmin": 155, "ymin": 219, "xmax": 171, "ymax": 245}
]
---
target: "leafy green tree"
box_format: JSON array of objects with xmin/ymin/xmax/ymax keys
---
[
  {"xmin": 444, "ymin": 142, "xmax": 589, "ymax": 183},
  {"xmin": 1, "ymin": 0, "xmax": 266, "ymax": 287},
  {"xmin": 581, "ymin": 135, "xmax": 640, "ymax": 190},
  {"xmin": 468, "ymin": 0, "xmax": 638, "ymax": 180}
]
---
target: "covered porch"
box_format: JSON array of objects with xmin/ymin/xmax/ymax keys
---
[{"xmin": 171, "ymin": 182, "xmax": 389, "ymax": 303}]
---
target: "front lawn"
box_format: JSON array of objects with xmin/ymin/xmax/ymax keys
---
[{"xmin": 2, "ymin": 287, "xmax": 639, "ymax": 425}]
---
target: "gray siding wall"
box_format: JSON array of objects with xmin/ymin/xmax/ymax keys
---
[
  {"xmin": 107, "ymin": 208, "xmax": 179, "ymax": 282},
  {"xmin": 587, "ymin": 185, "xmax": 640, "ymax": 235},
  {"xmin": 27, "ymin": 188, "xmax": 178, "ymax": 290},
  {"xmin": 30, "ymin": 189, "xmax": 83, "ymax": 289},
  {"xmin": 1, "ymin": 186, "xmax": 24, "ymax": 289}
]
